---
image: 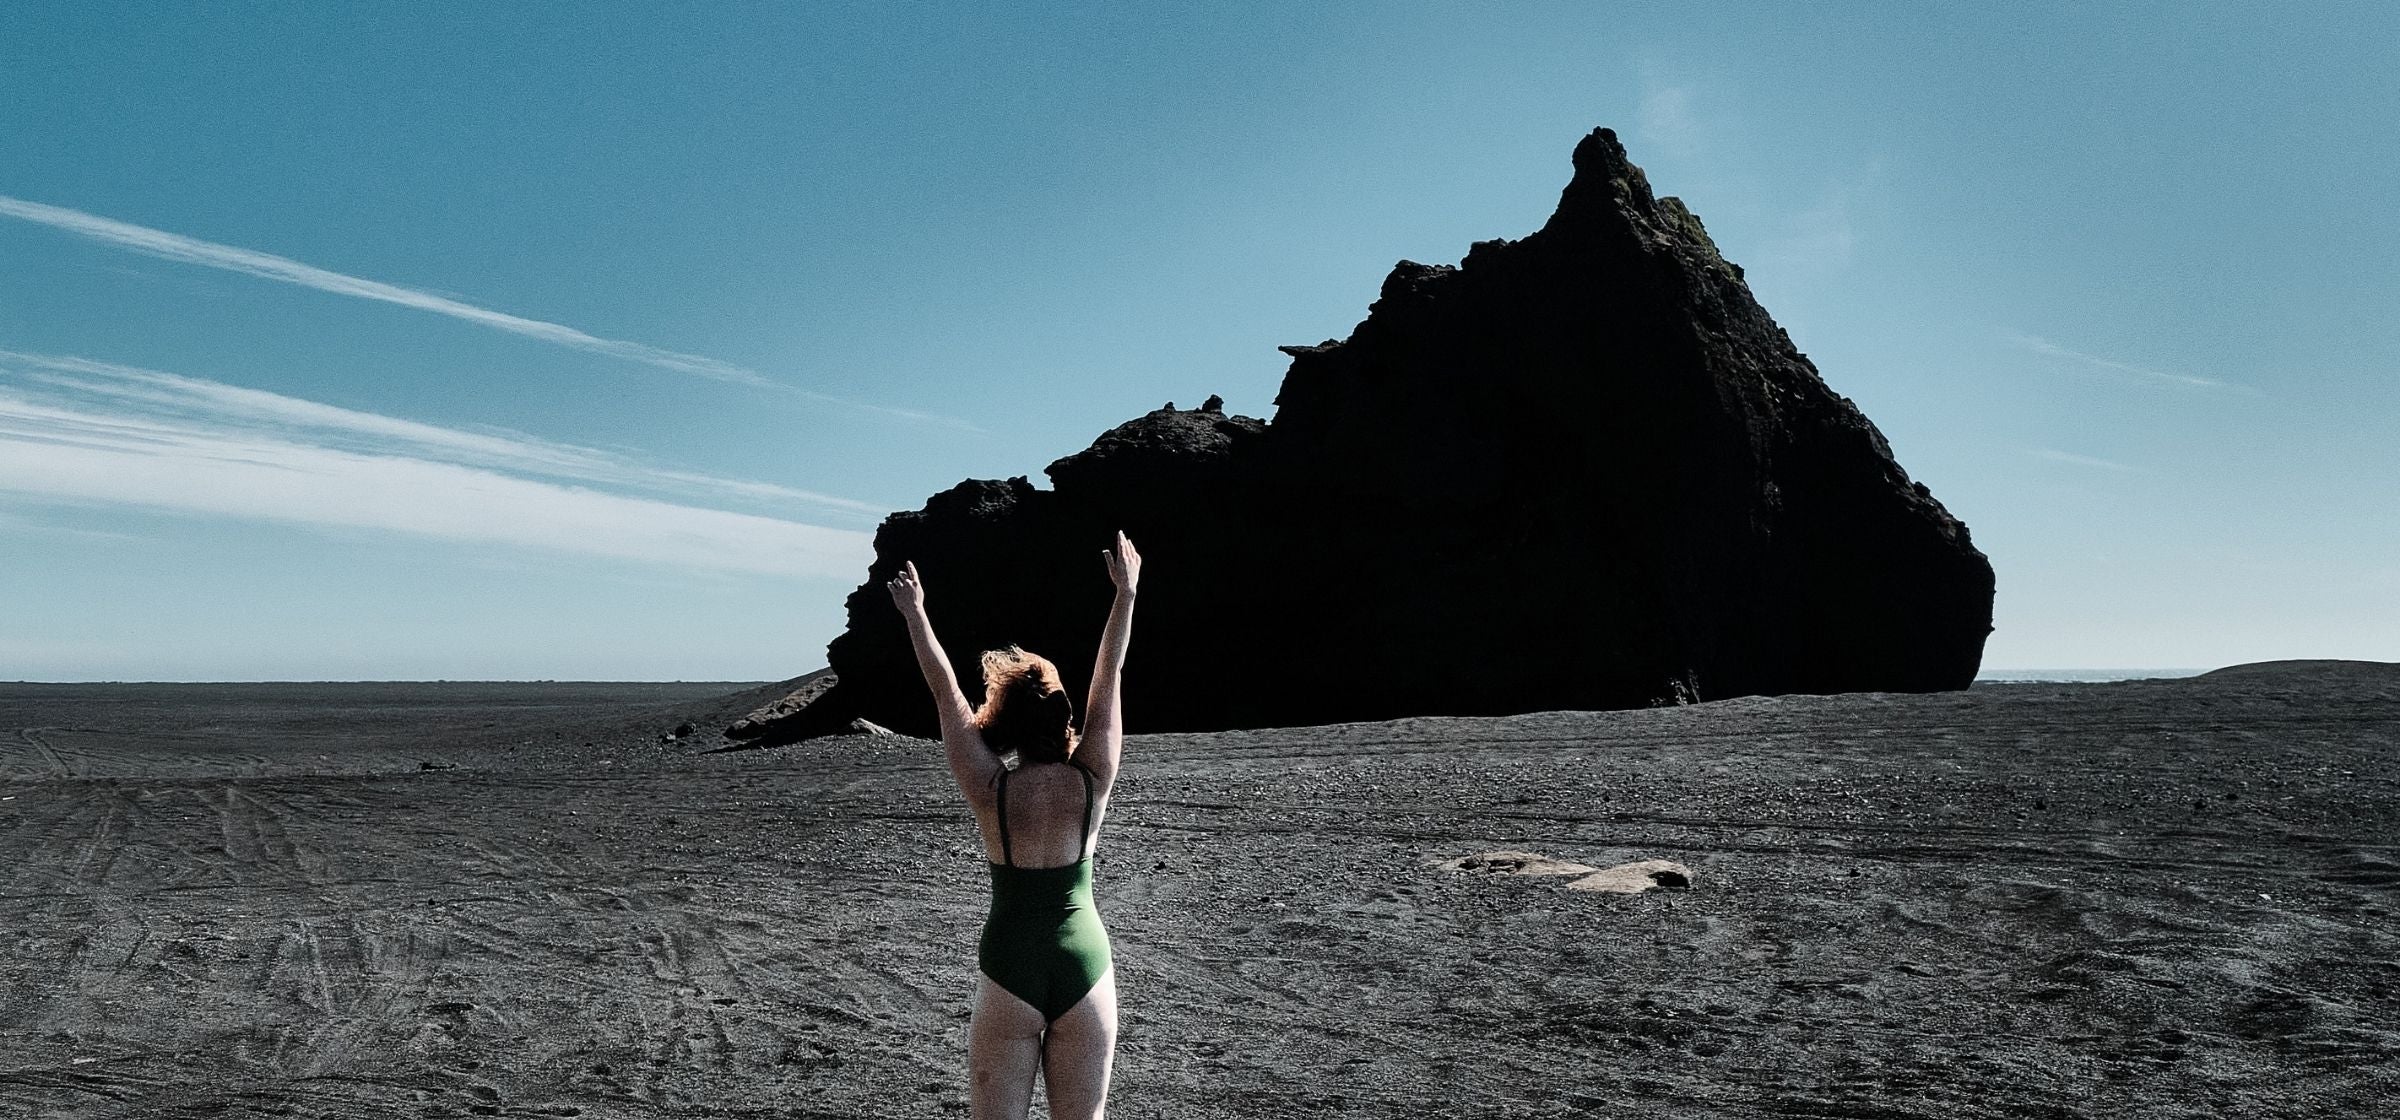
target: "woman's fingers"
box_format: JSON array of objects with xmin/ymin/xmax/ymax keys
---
[
  {"xmin": 1100, "ymin": 534, "xmax": 1142, "ymax": 589},
  {"xmin": 887, "ymin": 561, "xmax": 922, "ymax": 608},
  {"xmin": 1103, "ymin": 534, "xmax": 1138, "ymax": 592}
]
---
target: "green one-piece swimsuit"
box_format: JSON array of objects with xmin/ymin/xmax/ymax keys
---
[{"xmin": 979, "ymin": 760, "xmax": 1112, "ymax": 1023}]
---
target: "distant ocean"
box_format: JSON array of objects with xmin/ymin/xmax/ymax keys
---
[{"xmin": 1974, "ymin": 668, "xmax": 2208, "ymax": 684}]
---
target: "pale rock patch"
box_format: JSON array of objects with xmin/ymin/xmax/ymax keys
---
[
  {"xmin": 1567, "ymin": 859, "xmax": 1695, "ymax": 894},
  {"xmin": 1436, "ymin": 850, "xmax": 1600, "ymax": 876}
]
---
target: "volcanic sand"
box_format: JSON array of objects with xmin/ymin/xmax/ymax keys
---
[{"xmin": 2, "ymin": 664, "xmax": 2395, "ymax": 1118}]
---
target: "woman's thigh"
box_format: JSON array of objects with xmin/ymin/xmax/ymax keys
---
[
  {"xmin": 1039, "ymin": 968, "xmax": 1118, "ymax": 1120},
  {"xmin": 970, "ymin": 974, "xmax": 1045, "ymax": 1119}
]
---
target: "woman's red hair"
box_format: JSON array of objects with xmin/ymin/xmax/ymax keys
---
[{"xmin": 972, "ymin": 646, "xmax": 1078, "ymax": 764}]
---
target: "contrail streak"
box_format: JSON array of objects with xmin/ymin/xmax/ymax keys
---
[
  {"xmin": 2006, "ymin": 332, "xmax": 2234, "ymax": 391},
  {"xmin": 0, "ymin": 193, "xmax": 983, "ymax": 429}
]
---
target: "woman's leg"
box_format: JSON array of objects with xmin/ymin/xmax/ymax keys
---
[
  {"xmin": 970, "ymin": 973, "xmax": 1046, "ymax": 1119},
  {"xmin": 1038, "ymin": 968, "xmax": 1118, "ymax": 1120}
]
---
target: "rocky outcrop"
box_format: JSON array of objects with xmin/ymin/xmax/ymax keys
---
[
  {"xmin": 723, "ymin": 669, "xmax": 837, "ymax": 740},
  {"xmin": 736, "ymin": 127, "xmax": 1994, "ymax": 743}
]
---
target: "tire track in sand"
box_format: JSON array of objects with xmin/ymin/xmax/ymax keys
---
[{"xmin": 11, "ymin": 727, "xmax": 74, "ymax": 778}]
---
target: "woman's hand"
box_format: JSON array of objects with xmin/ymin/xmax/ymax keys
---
[
  {"xmin": 885, "ymin": 560, "xmax": 927, "ymax": 615},
  {"xmin": 1101, "ymin": 531, "xmax": 1141, "ymax": 598}
]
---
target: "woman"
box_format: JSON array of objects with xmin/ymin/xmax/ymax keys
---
[{"xmin": 885, "ymin": 531, "xmax": 1140, "ymax": 1120}]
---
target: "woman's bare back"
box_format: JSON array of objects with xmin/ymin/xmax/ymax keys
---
[{"xmin": 968, "ymin": 754, "xmax": 1110, "ymax": 867}]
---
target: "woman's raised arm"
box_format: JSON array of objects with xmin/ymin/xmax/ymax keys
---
[
  {"xmin": 885, "ymin": 562, "xmax": 991, "ymax": 789},
  {"xmin": 1081, "ymin": 532, "xmax": 1140, "ymax": 785}
]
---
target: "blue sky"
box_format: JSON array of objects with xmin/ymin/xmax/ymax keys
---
[{"xmin": 3, "ymin": 2, "xmax": 2394, "ymax": 680}]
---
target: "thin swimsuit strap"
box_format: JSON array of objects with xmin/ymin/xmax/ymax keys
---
[{"xmin": 992, "ymin": 759, "xmax": 1096, "ymax": 869}]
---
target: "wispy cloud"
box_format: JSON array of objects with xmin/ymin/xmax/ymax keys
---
[
  {"xmin": 0, "ymin": 351, "xmax": 888, "ymax": 516},
  {"xmin": 2007, "ymin": 332, "xmax": 2242, "ymax": 392},
  {"xmin": 1753, "ymin": 185, "xmax": 1857, "ymax": 275},
  {"xmin": 1626, "ymin": 72, "xmax": 1877, "ymax": 279},
  {"xmin": 1744, "ymin": 158, "xmax": 1886, "ymax": 278},
  {"xmin": 0, "ymin": 194, "xmax": 777, "ymax": 384},
  {"xmin": 2028, "ymin": 447, "xmax": 2144, "ymax": 472},
  {"xmin": 0, "ymin": 194, "xmax": 977, "ymax": 430},
  {"xmin": 1636, "ymin": 78, "xmax": 1703, "ymax": 158},
  {"xmin": 0, "ymin": 352, "xmax": 878, "ymax": 577},
  {"xmin": 0, "ymin": 504, "xmax": 143, "ymax": 543}
]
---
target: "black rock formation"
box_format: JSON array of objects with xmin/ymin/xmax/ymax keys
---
[{"xmin": 739, "ymin": 127, "xmax": 1994, "ymax": 742}]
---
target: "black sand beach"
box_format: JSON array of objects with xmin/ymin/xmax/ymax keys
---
[{"xmin": 3, "ymin": 664, "xmax": 2395, "ymax": 1117}]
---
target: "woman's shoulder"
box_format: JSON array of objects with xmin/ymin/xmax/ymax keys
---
[{"xmin": 942, "ymin": 725, "xmax": 1004, "ymax": 800}]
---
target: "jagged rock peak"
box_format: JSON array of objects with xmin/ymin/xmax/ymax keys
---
[{"xmin": 734, "ymin": 125, "xmax": 1995, "ymax": 744}]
